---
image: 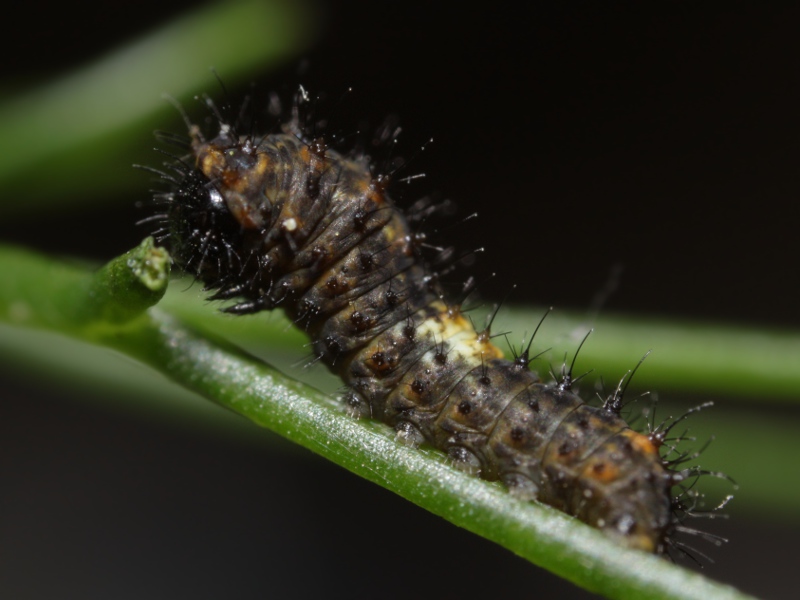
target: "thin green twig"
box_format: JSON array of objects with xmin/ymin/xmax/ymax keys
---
[{"xmin": 0, "ymin": 243, "xmax": 757, "ymax": 600}]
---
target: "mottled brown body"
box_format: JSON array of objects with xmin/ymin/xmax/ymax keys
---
[{"xmin": 160, "ymin": 118, "xmax": 676, "ymax": 553}]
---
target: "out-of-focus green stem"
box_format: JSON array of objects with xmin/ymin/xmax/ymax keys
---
[
  {"xmin": 0, "ymin": 0, "xmax": 317, "ymax": 206},
  {"xmin": 160, "ymin": 288, "xmax": 800, "ymax": 403}
]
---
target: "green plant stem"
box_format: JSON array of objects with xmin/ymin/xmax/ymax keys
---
[
  {"xmin": 106, "ymin": 310, "xmax": 751, "ymax": 600},
  {"xmin": 2, "ymin": 239, "xmax": 167, "ymax": 333},
  {"xmin": 0, "ymin": 243, "xmax": 758, "ymax": 600}
]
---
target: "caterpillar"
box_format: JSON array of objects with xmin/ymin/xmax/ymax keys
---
[{"xmin": 144, "ymin": 87, "xmax": 727, "ymax": 557}]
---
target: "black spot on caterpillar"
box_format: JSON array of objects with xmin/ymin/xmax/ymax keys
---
[{"xmin": 143, "ymin": 87, "xmax": 730, "ymax": 557}]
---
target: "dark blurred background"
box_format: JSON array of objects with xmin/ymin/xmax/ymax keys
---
[{"xmin": 2, "ymin": 2, "xmax": 798, "ymax": 598}]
